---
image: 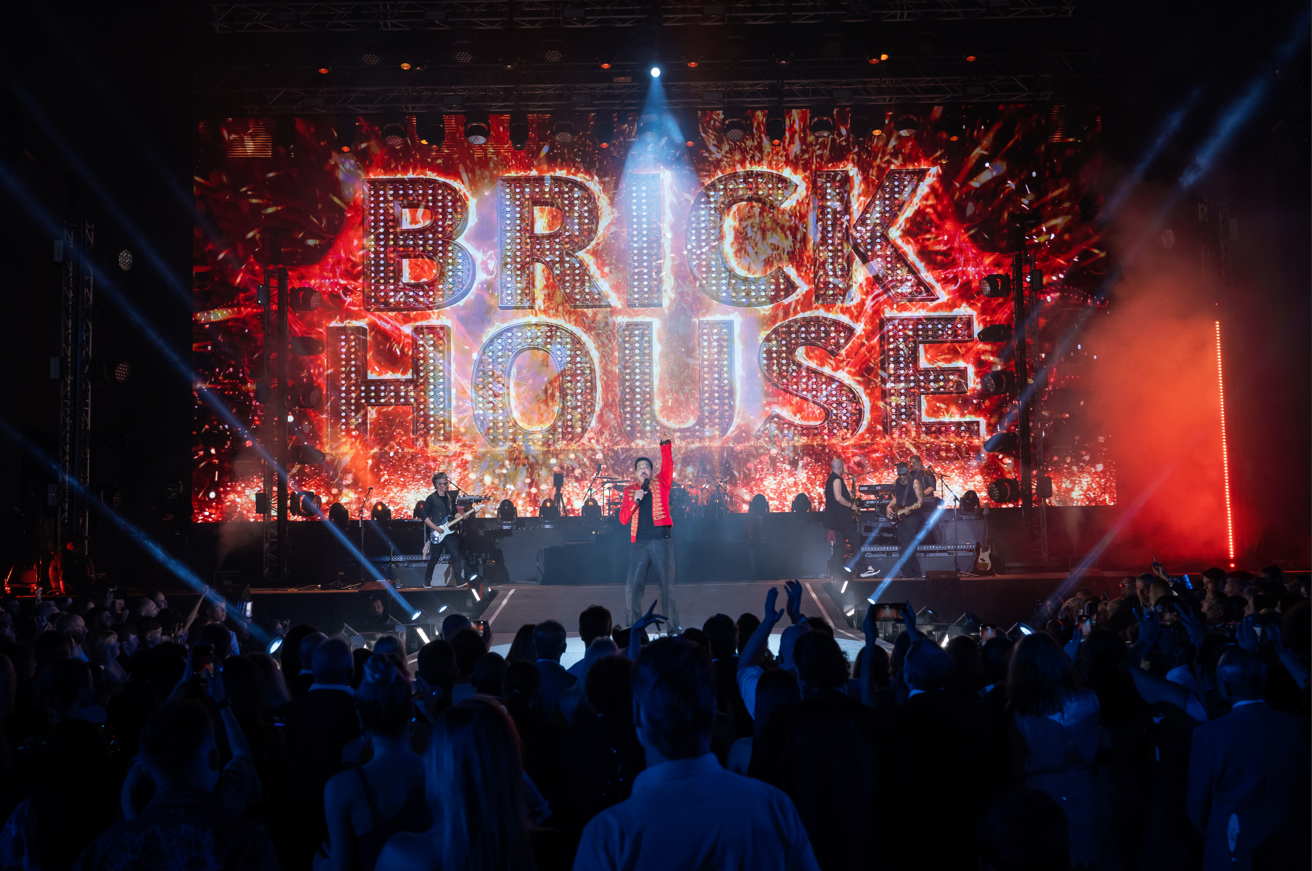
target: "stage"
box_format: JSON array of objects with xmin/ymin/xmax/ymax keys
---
[{"xmin": 187, "ymin": 505, "xmax": 1121, "ymax": 590}]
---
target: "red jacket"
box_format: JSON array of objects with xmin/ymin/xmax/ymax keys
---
[{"xmin": 619, "ymin": 440, "xmax": 674, "ymax": 543}]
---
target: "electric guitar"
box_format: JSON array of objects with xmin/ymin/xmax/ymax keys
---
[
  {"xmin": 884, "ymin": 503, "xmax": 915, "ymax": 526},
  {"xmin": 429, "ymin": 505, "xmax": 483, "ymax": 544},
  {"xmin": 971, "ymin": 505, "xmax": 995, "ymax": 575}
]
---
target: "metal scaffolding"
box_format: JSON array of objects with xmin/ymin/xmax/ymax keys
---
[
  {"xmin": 209, "ymin": 0, "xmax": 1077, "ymax": 32},
  {"xmin": 57, "ymin": 221, "xmax": 94, "ymax": 552},
  {"xmin": 195, "ymin": 52, "xmax": 1097, "ymax": 113}
]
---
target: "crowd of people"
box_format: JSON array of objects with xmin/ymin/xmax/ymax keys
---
[{"xmin": 0, "ymin": 563, "xmax": 1306, "ymax": 871}]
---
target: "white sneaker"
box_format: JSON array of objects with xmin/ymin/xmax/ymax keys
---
[{"xmin": 860, "ymin": 566, "xmax": 880, "ymax": 578}]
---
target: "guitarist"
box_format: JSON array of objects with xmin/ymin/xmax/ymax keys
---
[
  {"xmin": 887, "ymin": 462, "xmax": 925, "ymax": 578},
  {"xmin": 422, "ymin": 472, "xmax": 465, "ymax": 588},
  {"xmin": 824, "ymin": 457, "xmax": 860, "ymax": 575},
  {"xmin": 908, "ymin": 455, "xmax": 940, "ymax": 544}
]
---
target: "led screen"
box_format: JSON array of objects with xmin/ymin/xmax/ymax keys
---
[{"xmin": 192, "ymin": 107, "xmax": 1111, "ymax": 521}]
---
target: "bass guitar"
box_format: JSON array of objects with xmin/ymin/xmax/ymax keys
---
[
  {"xmin": 430, "ymin": 505, "xmax": 483, "ymax": 544},
  {"xmin": 971, "ymin": 505, "xmax": 995, "ymax": 575}
]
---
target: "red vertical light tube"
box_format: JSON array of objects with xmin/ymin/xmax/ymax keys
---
[{"xmin": 1215, "ymin": 321, "xmax": 1234, "ymax": 566}]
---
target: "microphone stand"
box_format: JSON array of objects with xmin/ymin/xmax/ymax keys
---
[
  {"xmin": 581, "ymin": 466, "xmax": 603, "ymax": 517},
  {"xmin": 359, "ymin": 487, "xmax": 373, "ymax": 584},
  {"xmin": 932, "ymin": 472, "xmax": 969, "ymax": 574}
]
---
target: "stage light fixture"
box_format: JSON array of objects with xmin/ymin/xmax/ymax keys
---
[
  {"xmin": 328, "ymin": 502, "xmax": 350, "ymax": 523},
  {"xmin": 810, "ymin": 112, "xmax": 835, "ymax": 138},
  {"xmin": 464, "ymin": 112, "xmax": 490, "ymax": 145},
  {"xmin": 820, "ymin": 33, "xmax": 843, "ymax": 58},
  {"xmin": 1007, "ymin": 622, "xmax": 1034, "ymax": 640},
  {"xmin": 453, "ymin": 40, "xmax": 475, "ymax": 63},
  {"xmin": 317, "ymin": 66, "xmax": 331, "ymax": 75},
  {"xmin": 415, "ymin": 626, "xmax": 430, "ymax": 643},
  {"xmin": 1036, "ymin": 476, "xmax": 1053, "ymax": 500},
  {"xmin": 850, "ymin": 113, "xmax": 873, "ymax": 139},
  {"xmin": 959, "ymin": 489, "xmax": 981, "ymax": 512},
  {"xmin": 978, "ymin": 274, "xmax": 1011, "ymax": 297},
  {"xmin": 497, "ymin": 499, "xmax": 517, "ymax": 521},
  {"xmin": 400, "ymin": 61, "xmax": 412, "ymax": 70},
  {"xmin": 289, "ymin": 336, "xmax": 325, "ymax": 356},
  {"xmin": 722, "ymin": 112, "xmax": 748, "ymax": 142},
  {"xmin": 790, "ymin": 493, "xmax": 812, "ymax": 513},
  {"xmin": 766, "ymin": 110, "xmax": 786, "ymax": 145},
  {"xmin": 371, "ymin": 501, "xmax": 392, "ymax": 521},
  {"xmin": 503, "ymin": 111, "xmax": 527, "ymax": 150},
  {"xmin": 291, "ymin": 287, "xmax": 322, "ymax": 310},
  {"xmin": 118, "ymin": 249, "xmax": 133, "ymax": 271},
  {"xmin": 867, "ymin": 55, "xmax": 881, "ymax": 65},
  {"xmin": 896, "ymin": 116, "xmax": 919, "ymax": 135},
  {"xmin": 650, "ymin": 65, "xmax": 661, "ymax": 78},
  {"xmin": 361, "ymin": 48, "xmax": 380, "ymax": 65},
  {"xmin": 987, "ymin": 478, "xmax": 1020, "ymax": 503},
  {"xmin": 965, "ymin": 55, "xmax": 977, "ymax": 62},
  {"xmin": 593, "ymin": 113, "xmax": 614, "ymax": 148},
  {"xmin": 686, "ymin": 60, "xmax": 698, "ymax": 68},
  {"xmin": 983, "ymin": 432, "xmax": 1019, "ymax": 454},
  {"xmin": 552, "ymin": 117, "xmax": 577, "ymax": 144},
  {"xmin": 599, "ymin": 61, "xmax": 612, "ymax": 70},
  {"xmin": 409, "ymin": 607, "xmax": 423, "ymax": 622},
  {"xmin": 976, "ymin": 324, "xmax": 1013, "ymax": 343},
  {"xmin": 539, "ymin": 497, "xmax": 560, "ymax": 519},
  {"xmin": 417, "ymin": 114, "xmax": 446, "ymax": 147},
  {"xmin": 581, "ymin": 497, "xmax": 601, "ymax": 521},
  {"xmin": 382, "ymin": 116, "xmax": 407, "ymax": 148},
  {"xmin": 266, "ymin": 635, "xmax": 284, "ymax": 654},
  {"xmin": 291, "ymin": 383, "xmax": 323, "ymax": 408},
  {"xmin": 542, "ymin": 39, "xmax": 566, "ymax": 63},
  {"xmin": 748, "ymin": 494, "xmax": 769, "ymax": 515},
  {"xmin": 293, "ymin": 491, "xmax": 323, "ymax": 516},
  {"xmin": 980, "ymin": 370, "xmax": 1016, "ymax": 396},
  {"xmin": 292, "ymin": 444, "xmax": 327, "ymax": 464}
]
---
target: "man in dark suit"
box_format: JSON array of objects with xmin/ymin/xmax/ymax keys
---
[
  {"xmin": 752, "ymin": 631, "xmax": 878, "ymax": 871},
  {"xmin": 1188, "ymin": 647, "xmax": 1311, "ymax": 871},
  {"xmin": 273, "ymin": 637, "xmax": 362, "ymax": 870},
  {"xmin": 533, "ymin": 620, "xmax": 577, "ymax": 721},
  {"xmin": 878, "ymin": 637, "xmax": 987, "ymax": 871}
]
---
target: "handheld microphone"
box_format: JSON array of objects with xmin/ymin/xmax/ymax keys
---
[
  {"xmin": 596, "ymin": 463, "xmax": 602, "ymax": 475},
  {"xmin": 642, "ymin": 479, "xmax": 651, "ymax": 492}
]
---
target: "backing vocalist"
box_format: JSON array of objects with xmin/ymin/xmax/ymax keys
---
[{"xmin": 618, "ymin": 438, "xmax": 680, "ymax": 633}]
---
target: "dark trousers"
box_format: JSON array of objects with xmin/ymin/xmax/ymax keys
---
[
  {"xmin": 424, "ymin": 531, "xmax": 463, "ymax": 586},
  {"xmin": 625, "ymin": 537, "xmax": 679, "ymax": 632},
  {"xmin": 896, "ymin": 512, "xmax": 924, "ymax": 577},
  {"xmin": 827, "ymin": 517, "xmax": 860, "ymax": 569}
]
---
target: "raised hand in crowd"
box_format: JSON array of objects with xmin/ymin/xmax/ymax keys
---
[
  {"xmin": 784, "ymin": 580, "xmax": 804, "ymax": 624},
  {"xmin": 628, "ymin": 600, "xmax": 666, "ymax": 661}
]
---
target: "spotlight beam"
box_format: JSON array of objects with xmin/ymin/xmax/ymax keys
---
[{"xmin": 0, "ymin": 415, "xmax": 268, "ymax": 643}]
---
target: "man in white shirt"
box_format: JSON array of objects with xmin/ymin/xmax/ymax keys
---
[{"xmin": 574, "ymin": 636, "xmax": 819, "ymax": 871}]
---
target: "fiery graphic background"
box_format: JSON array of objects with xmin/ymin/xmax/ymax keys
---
[{"xmin": 192, "ymin": 107, "xmax": 1113, "ymax": 522}]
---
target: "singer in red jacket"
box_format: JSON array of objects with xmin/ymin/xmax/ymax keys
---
[{"xmin": 618, "ymin": 439, "xmax": 680, "ymax": 632}]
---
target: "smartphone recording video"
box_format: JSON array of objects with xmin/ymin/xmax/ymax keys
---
[{"xmin": 874, "ymin": 604, "xmax": 905, "ymax": 621}]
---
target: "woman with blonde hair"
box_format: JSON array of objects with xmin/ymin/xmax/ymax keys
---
[{"xmin": 379, "ymin": 697, "xmax": 537, "ymax": 871}]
